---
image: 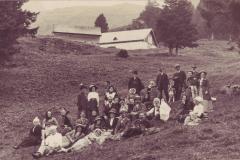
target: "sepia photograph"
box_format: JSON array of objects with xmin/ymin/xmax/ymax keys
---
[{"xmin": 0, "ymin": 0, "xmax": 240, "ymax": 159}]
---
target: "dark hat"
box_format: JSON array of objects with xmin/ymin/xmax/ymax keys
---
[
  {"xmin": 133, "ymin": 70, "xmax": 138, "ymax": 75},
  {"xmin": 175, "ymin": 64, "xmax": 180, "ymax": 68},
  {"xmin": 75, "ymin": 119, "xmax": 88, "ymax": 128},
  {"xmin": 109, "ymin": 108, "xmax": 117, "ymax": 114},
  {"xmin": 79, "ymin": 83, "xmax": 87, "ymax": 90},
  {"xmin": 135, "ymin": 95, "xmax": 141, "ymax": 101},
  {"xmin": 192, "ymin": 65, "xmax": 197, "ymax": 68},
  {"xmin": 200, "ymin": 70, "xmax": 207, "ymax": 75},
  {"xmin": 89, "ymin": 84, "xmax": 98, "ymax": 91}
]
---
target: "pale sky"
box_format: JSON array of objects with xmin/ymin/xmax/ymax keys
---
[{"xmin": 23, "ymin": 0, "xmax": 200, "ymax": 12}]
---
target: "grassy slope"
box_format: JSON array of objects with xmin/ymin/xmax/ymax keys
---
[{"xmin": 0, "ymin": 37, "xmax": 239, "ymax": 160}]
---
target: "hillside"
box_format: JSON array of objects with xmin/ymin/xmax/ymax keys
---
[
  {"xmin": 34, "ymin": 3, "xmax": 145, "ymax": 35},
  {"xmin": 0, "ymin": 37, "xmax": 240, "ymax": 160}
]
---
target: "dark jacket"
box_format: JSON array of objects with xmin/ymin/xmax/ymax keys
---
[
  {"xmin": 29, "ymin": 125, "xmax": 42, "ymax": 140},
  {"xmin": 77, "ymin": 92, "xmax": 88, "ymax": 112},
  {"xmin": 107, "ymin": 117, "xmax": 119, "ymax": 131},
  {"xmin": 18, "ymin": 125, "xmax": 42, "ymax": 148},
  {"xmin": 156, "ymin": 73, "xmax": 169, "ymax": 89},
  {"xmin": 173, "ymin": 71, "xmax": 186, "ymax": 88},
  {"xmin": 62, "ymin": 113, "xmax": 73, "ymax": 129},
  {"xmin": 128, "ymin": 77, "xmax": 144, "ymax": 94}
]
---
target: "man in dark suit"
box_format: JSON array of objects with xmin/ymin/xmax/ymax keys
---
[
  {"xmin": 156, "ymin": 68, "xmax": 169, "ymax": 102},
  {"xmin": 128, "ymin": 70, "xmax": 144, "ymax": 95},
  {"xmin": 173, "ymin": 64, "xmax": 186, "ymax": 101},
  {"xmin": 77, "ymin": 83, "xmax": 88, "ymax": 118}
]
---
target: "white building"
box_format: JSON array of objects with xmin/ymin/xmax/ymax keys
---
[
  {"xmin": 52, "ymin": 26, "xmax": 101, "ymax": 45},
  {"xmin": 99, "ymin": 28, "xmax": 158, "ymax": 50}
]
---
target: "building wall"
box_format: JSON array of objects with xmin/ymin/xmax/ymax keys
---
[
  {"xmin": 100, "ymin": 41, "xmax": 157, "ymax": 50},
  {"xmin": 53, "ymin": 32, "xmax": 100, "ymax": 45}
]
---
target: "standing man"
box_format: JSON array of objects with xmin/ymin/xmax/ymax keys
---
[
  {"xmin": 173, "ymin": 64, "xmax": 186, "ymax": 101},
  {"xmin": 128, "ymin": 70, "xmax": 144, "ymax": 95},
  {"xmin": 192, "ymin": 65, "xmax": 200, "ymax": 81},
  {"xmin": 156, "ymin": 68, "xmax": 169, "ymax": 102},
  {"xmin": 77, "ymin": 83, "xmax": 88, "ymax": 118}
]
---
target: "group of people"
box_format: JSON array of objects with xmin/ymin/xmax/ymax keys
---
[{"xmin": 13, "ymin": 64, "xmax": 214, "ymax": 158}]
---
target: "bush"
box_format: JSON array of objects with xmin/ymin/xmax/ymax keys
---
[{"xmin": 117, "ymin": 49, "xmax": 129, "ymax": 58}]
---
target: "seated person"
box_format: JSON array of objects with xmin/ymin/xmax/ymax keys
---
[
  {"xmin": 127, "ymin": 88, "xmax": 137, "ymax": 102},
  {"xmin": 114, "ymin": 109, "xmax": 131, "ymax": 136},
  {"xmin": 106, "ymin": 108, "xmax": 119, "ymax": 134},
  {"xmin": 177, "ymin": 86, "xmax": 195, "ymax": 123},
  {"xmin": 147, "ymin": 98, "xmax": 171, "ymax": 122},
  {"xmin": 104, "ymin": 85, "xmax": 118, "ymax": 102},
  {"xmin": 60, "ymin": 107, "xmax": 73, "ymax": 135},
  {"xmin": 42, "ymin": 110, "xmax": 59, "ymax": 129},
  {"xmin": 119, "ymin": 99, "xmax": 129, "ymax": 114},
  {"xmin": 89, "ymin": 116, "xmax": 108, "ymax": 131},
  {"xmin": 42, "ymin": 110, "xmax": 59, "ymax": 138},
  {"xmin": 184, "ymin": 96, "xmax": 205, "ymax": 126},
  {"xmin": 13, "ymin": 117, "xmax": 42, "ymax": 149},
  {"xmin": 142, "ymin": 80, "xmax": 159, "ymax": 105},
  {"xmin": 32, "ymin": 126, "xmax": 62, "ymax": 158},
  {"xmin": 62, "ymin": 119, "xmax": 88, "ymax": 148},
  {"xmin": 130, "ymin": 95, "xmax": 147, "ymax": 121}
]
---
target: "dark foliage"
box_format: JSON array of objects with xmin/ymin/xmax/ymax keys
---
[
  {"xmin": 156, "ymin": 0, "xmax": 198, "ymax": 55},
  {"xmin": 116, "ymin": 49, "xmax": 129, "ymax": 58},
  {"xmin": 0, "ymin": 0, "xmax": 38, "ymax": 64},
  {"xmin": 95, "ymin": 13, "xmax": 109, "ymax": 33}
]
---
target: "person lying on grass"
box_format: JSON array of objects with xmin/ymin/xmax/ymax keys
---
[
  {"xmin": 61, "ymin": 119, "xmax": 88, "ymax": 148},
  {"xmin": 61, "ymin": 128, "xmax": 112, "ymax": 153},
  {"xmin": 13, "ymin": 117, "xmax": 42, "ymax": 149}
]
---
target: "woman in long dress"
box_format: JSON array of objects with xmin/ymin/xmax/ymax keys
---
[{"xmin": 199, "ymin": 71, "xmax": 213, "ymax": 112}]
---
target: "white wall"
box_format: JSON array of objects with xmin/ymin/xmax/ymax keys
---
[{"xmin": 100, "ymin": 41, "xmax": 157, "ymax": 50}]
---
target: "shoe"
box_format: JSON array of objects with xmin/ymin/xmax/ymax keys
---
[
  {"xmin": 32, "ymin": 152, "xmax": 41, "ymax": 159},
  {"xmin": 13, "ymin": 146, "xmax": 19, "ymax": 149}
]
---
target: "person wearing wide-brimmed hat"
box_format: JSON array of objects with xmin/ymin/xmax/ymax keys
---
[
  {"xmin": 106, "ymin": 108, "xmax": 119, "ymax": 133},
  {"xmin": 184, "ymin": 96, "xmax": 205, "ymax": 126},
  {"xmin": 156, "ymin": 68, "xmax": 170, "ymax": 102},
  {"xmin": 128, "ymin": 70, "xmax": 145, "ymax": 95},
  {"xmin": 89, "ymin": 116, "xmax": 108, "ymax": 131},
  {"xmin": 13, "ymin": 117, "xmax": 42, "ymax": 149},
  {"xmin": 77, "ymin": 83, "xmax": 88, "ymax": 118},
  {"xmin": 114, "ymin": 109, "xmax": 131, "ymax": 135},
  {"xmin": 61, "ymin": 119, "xmax": 88, "ymax": 148},
  {"xmin": 199, "ymin": 71, "xmax": 213, "ymax": 112},
  {"xmin": 87, "ymin": 84, "xmax": 100, "ymax": 122},
  {"xmin": 172, "ymin": 64, "xmax": 187, "ymax": 101}
]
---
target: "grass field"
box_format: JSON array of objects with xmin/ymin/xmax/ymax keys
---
[{"xmin": 0, "ymin": 37, "xmax": 239, "ymax": 160}]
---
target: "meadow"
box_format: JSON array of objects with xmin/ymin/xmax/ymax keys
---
[{"xmin": 0, "ymin": 37, "xmax": 239, "ymax": 160}]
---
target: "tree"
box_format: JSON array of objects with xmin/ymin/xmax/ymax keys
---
[
  {"xmin": 95, "ymin": 14, "xmax": 109, "ymax": 33},
  {"xmin": 0, "ymin": 0, "xmax": 38, "ymax": 64},
  {"xmin": 138, "ymin": 0, "xmax": 162, "ymax": 32},
  {"xmin": 197, "ymin": 0, "xmax": 231, "ymax": 40},
  {"xmin": 156, "ymin": 0, "xmax": 198, "ymax": 55}
]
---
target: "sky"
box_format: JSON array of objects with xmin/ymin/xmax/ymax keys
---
[{"xmin": 23, "ymin": 0, "xmax": 201, "ymax": 12}]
